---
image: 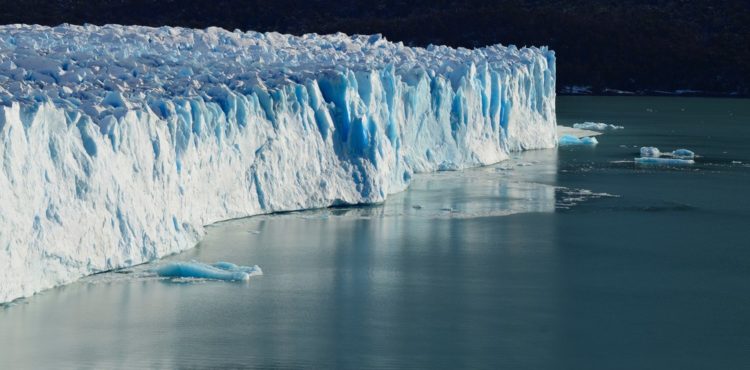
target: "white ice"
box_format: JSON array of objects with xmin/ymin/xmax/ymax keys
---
[
  {"xmin": 0, "ymin": 24, "xmax": 557, "ymax": 303},
  {"xmin": 556, "ymin": 125, "xmax": 602, "ymax": 139},
  {"xmin": 572, "ymin": 122, "xmax": 623, "ymax": 130},
  {"xmin": 638, "ymin": 146, "xmax": 696, "ymax": 163},
  {"xmin": 640, "ymin": 146, "xmax": 661, "ymax": 157},
  {"xmin": 641, "ymin": 146, "xmax": 695, "ymax": 160}
]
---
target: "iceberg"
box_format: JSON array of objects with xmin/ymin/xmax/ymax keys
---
[
  {"xmin": 635, "ymin": 157, "xmax": 694, "ymax": 166},
  {"xmin": 672, "ymin": 149, "xmax": 695, "ymax": 159},
  {"xmin": 211, "ymin": 261, "xmax": 263, "ymax": 275},
  {"xmin": 559, "ymin": 134, "xmax": 598, "ymax": 146},
  {"xmin": 156, "ymin": 261, "xmax": 262, "ymax": 281},
  {"xmin": 572, "ymin": 122, "xmax": 623, "ymax": 130},
  {"xmin": 636, "ymin": 146, "xmax": 696, "ymax": 165},
  {"xmin": 0, "ymin": 24, "xmax": 557, "ymax": 303},
  {"xmin": 640, "ymin": 146, "xmax": 661, "ymax": 157}
]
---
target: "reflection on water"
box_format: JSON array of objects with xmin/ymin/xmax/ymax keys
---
[{"xmin": 234, "ymin": 148, "xmax": 560, "ymax": 222}]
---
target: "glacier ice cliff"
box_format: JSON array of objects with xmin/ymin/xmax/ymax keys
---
[{"xmin": 0, "ymin": 24, "xmax": 556, "ymax": 303}]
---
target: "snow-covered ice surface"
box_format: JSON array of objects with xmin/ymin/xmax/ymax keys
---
[
  {"xmin": 572, "ymin": 122, "xmax": 623, "ymax": 130},
  {"xmin": 0, "ymin": 24, "xmax": 557, "ymax": 303}
]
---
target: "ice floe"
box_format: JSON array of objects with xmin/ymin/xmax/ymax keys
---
[
  {"xmin": 559, "ymin": 134, "xmax": 598, "ymax": 146},
  {"xmin": 156, "ymin": 261, "xmax": 262, "ymax": 281},
  {"xmin": 572, "ymin": 122, "xmax": 624, "ymax": 130}
]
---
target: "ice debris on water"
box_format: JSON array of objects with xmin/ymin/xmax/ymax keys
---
[
  {"xmin": 555, "ymin": 187, "xmax": 619, "ymax": 209},
  {"xmin": 156, "ymin": 261, "xmax": 262, "ymax": 281},
  {"xmin": 572, "ymin": 122, "xmax": 624, "ymax": 130},
  {"xmin": 640, "ymin": 147, "xmax": 661, "ymax": 157},
  {"xmin": 635, "ymin": 157, "xmax": 694, "ymax": 166},
  {"xmin": 559, "ymin": 134, "xmax": 598, "ymax": 146},
  {"xmin": 671, "ymin": 149, "xmax": 695, "ymax": 159},
  {"xmin": 636, "ymin": 146, "xmax": 696, "ymax": 165}
]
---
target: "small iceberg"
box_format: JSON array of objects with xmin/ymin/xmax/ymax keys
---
[
  {"xmin": 635, "ymin": 146, "xmax": 696, "ymax": 166},
  {"xmin": 573, "ymin": 122, "xmax": 624, "ymax": 130},
  {"xmin": 156, "ymin": 261, "xmax": 263, "ymax": 281},
  {"xmin": 640, "ymin": 146, "xmax": 661, "ymax": 157},
  {"xmin": 635, "ymin": 157, "xmax": 695, "ymax": 166},
  {"xmin": 559, "ymin": 134, "xmax": 598, "ymax": 146},
  {"xmin": 672, "ymin": 149, "xmax": 695, "ymax": 159}
]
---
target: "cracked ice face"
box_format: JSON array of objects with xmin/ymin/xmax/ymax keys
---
[{"xmin": 0, "ymin": 24, "xmax": 556, "ymax": 303}]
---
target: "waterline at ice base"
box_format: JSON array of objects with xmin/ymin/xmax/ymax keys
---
[{"xmin": 0, "ymin": 24, "xmax": 556, "ymax": 303}]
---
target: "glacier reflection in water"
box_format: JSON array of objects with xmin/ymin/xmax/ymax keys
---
[{"xmin": 244, "ymin": 148, "xmax": 560, "ymax": 222}]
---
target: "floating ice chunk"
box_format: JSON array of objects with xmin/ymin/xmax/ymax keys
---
[
  {"xmin": 559, "ymin": 134, "xmax": 598, "ymax": 146},
  {"xmin": 580, "ymin": 137, "xmax": 599, "ymax": 145},
  {"xmin": 558, "ymin": 135, "xmax": 580, "ymax": 145},
  {"xmin": 156, "ymin": 261, "xmax": 261, "ymax": 281},
  {"xmin": 635, "ymin": 157, "xmax": 694, "ymax": 166},
  {"xmin": 572, "ymin": 122, "xmax": 624, "ymax": 130},
  {"xmin": 639, "ymin": 147, "xmax": 696, "ymax": 162},
  {"xmin": 640, "ymin": 147, "xmax": 661, "ymax": 157},
  {"xmin": 672, "ymin": 149, "xmax": 695, "ymax": 159},
  {"xmin": 212, "ymin": 262, "xmax": 263, "ymax": 277}
]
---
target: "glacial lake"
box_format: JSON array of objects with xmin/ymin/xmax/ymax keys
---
[{"xmin": 2, "ymin": 96, "xmax": 749, "ymax": 369}]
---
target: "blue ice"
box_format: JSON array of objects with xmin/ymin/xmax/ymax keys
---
[
  {"xmin": 156, "ymin": 261, "xmax": 263, "ymax": 281},
  {"xmin": 672, "ymin": 149, "xmax": 695, "ymax": 159},
  {"xmin": 212, "ymin": 262, "xmax": 263, "ymax": 276},
  {"xmin": 559, "ymin": 134, "xmax": 598, "ymax": 146},
  {"xmin": 635, "ymin": 157, "xmax": 694, "ymax": 166}
]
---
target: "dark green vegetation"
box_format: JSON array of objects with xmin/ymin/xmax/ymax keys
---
[{"xmin": 2, "ymin": 0, "xmax": 748, "ymax": 96}]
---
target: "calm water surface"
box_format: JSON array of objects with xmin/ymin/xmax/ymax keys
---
[{"xmin": 2, "ymin": 96, "xmax": 749, "ymax": 369}]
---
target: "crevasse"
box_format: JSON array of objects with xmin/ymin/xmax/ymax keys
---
[{"xmin": 0, "ymin": 24, "xmax": 556, "ymax": 303}]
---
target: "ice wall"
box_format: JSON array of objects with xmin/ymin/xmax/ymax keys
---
[{"xmin": 0, "ymin": 25, "xmax": 556, "ymax": 303}]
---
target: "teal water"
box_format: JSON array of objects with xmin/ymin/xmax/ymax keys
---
[{"xmin": 1, "ymin": 97, "xmax": 749, "ymax": 369}]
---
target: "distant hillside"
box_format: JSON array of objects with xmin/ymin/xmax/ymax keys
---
[{"xmin": 2, "ymin": 0, "xmax": 748, "ymax": 96}]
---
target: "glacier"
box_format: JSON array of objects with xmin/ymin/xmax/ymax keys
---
[{"xmin": 0, "ymin": 24, "xmax": 557, "ymax": 303}]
